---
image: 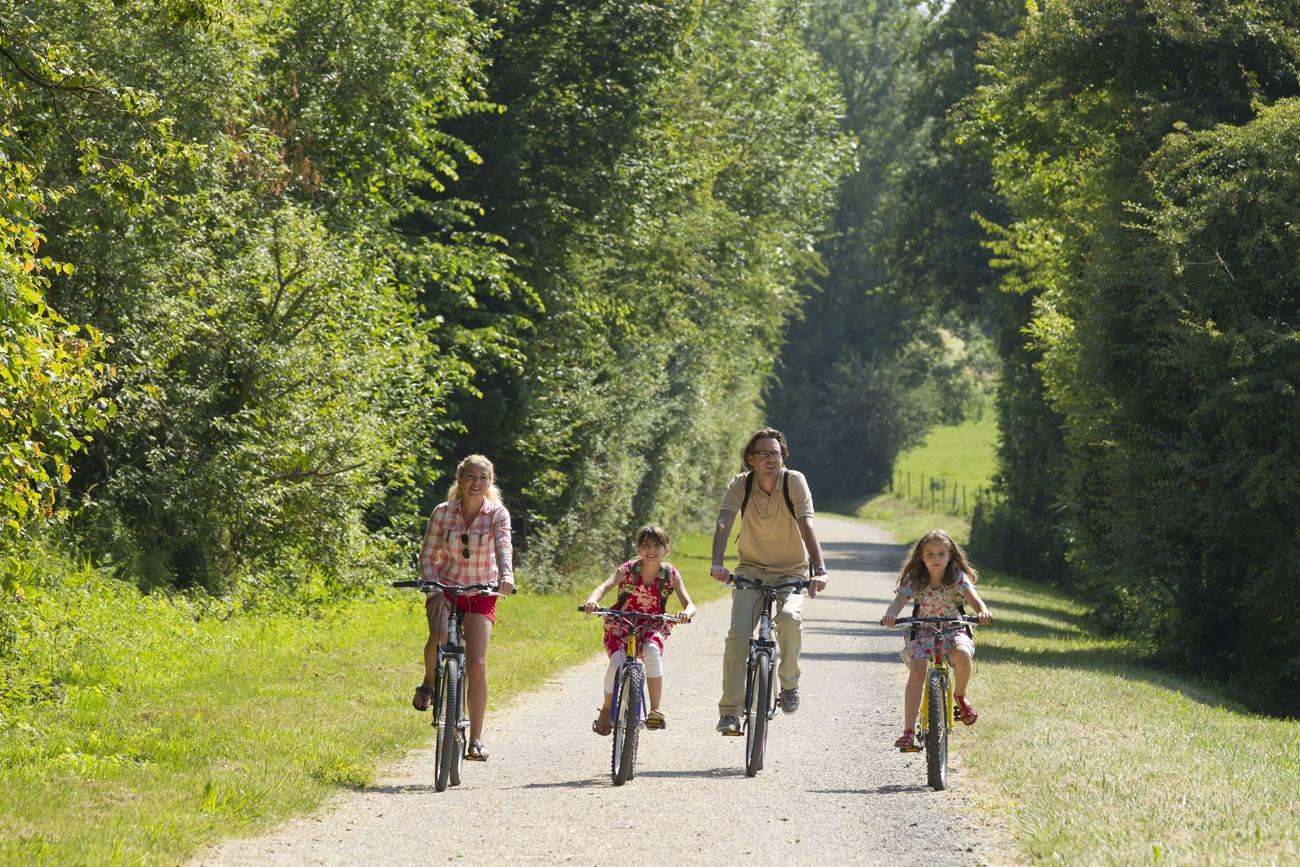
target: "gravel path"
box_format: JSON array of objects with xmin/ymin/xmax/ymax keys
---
[{"xmin": 195, "ymin": 515, "xmax": 1011, "ymax": 866}]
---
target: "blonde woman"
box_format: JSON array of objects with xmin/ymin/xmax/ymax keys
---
[{"xmin": 412, "ymin": 454, "xmax": 514, "ymax": 762}]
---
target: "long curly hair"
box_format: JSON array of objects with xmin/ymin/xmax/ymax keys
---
[
  {"xmin": 894, "ymin": 529, "xmax": 979, "ymax": 595},
  {"xmin": 445, "ymin": 454, "xmax": 502, "ymax": 503}
]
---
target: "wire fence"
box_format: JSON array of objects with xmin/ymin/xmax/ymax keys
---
[{"xmin": 888, "ymin": 470, "xmax": 1003, "ymax": 518}]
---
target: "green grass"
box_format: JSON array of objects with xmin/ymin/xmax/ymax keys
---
[
  {"xmin": 0, "ymin": 532, "xmax": 726, "ymax": 866},
  {"xmin": 964, "ymin": 571, "xmax": 1299, "ymax": 865},
  {"xmin": 837, "ymin": 394, "xmax": 1299, "ymax": 862},
  {"xmin": 850, "ymin": 408, "xmax": 1000, "ymax": 545},
  {"xmin": 14, "ymin": 518, "xmax": 1295, "ymax": 866},
  {"xmin": 893, "ymin": 408, "xmax": 999, "ymax": 496}
]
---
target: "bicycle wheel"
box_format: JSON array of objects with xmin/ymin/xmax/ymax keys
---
[
  {"xmin": 924, "ymin": 669, "xmax": 948, "ymax": 790},
  {"xmin": 611, "ymin": 665, "xmax": 642, "ymax": 786},
  {"xmin": 436, "ymin": 657, "xmax": 461, "ymax": 793},
  {"xmin": 744, "ymin": 651, "xmax": 772, "ymax": 777}
]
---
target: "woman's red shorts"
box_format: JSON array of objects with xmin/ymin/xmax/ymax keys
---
[{"xmin": 427, "ymin": 590, "xmax": 497, "ymax": 624}]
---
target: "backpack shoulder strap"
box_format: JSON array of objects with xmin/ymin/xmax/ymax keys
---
[
  {"xmin": 740, "ymin": 471, "xmax": 755, "ymax": 518},
  {"xmin": 657, "ymin": 564, "xmax": 674, "ymax": 614},
  {"xmin": 782, "ymin": 469, "xmax": 795, "ymax": 519}
]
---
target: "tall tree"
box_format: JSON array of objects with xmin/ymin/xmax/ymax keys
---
[{"xmin": 971, "ymin": 0, "xmax": 1300, "ymax": 708}]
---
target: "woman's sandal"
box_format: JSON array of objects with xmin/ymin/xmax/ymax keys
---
[
  {"xmin": 411, "ymin": 684, "xmax": 434, "ymax": 712},
  {"xmin": 592, "ymin": 709, "xmax": 612, "ymax": 737},
  {"xmin": 466, "ymin": 739, "xmax": 489, "ymax": 761},
  {"xmin": 955, "ymin": 695, "xmax": 979, "ymax": 726},
  {"xmin": 895, "ymin": 730, "xmax": 921, "ymax": 752},
  {"xmin": 645, "ymin": 710, "xmax": 666, "ymax": 730}
]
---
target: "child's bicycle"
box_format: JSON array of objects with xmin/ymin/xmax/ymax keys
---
[
  {"xmin": 729, "ymin": 575, "xmax": 809, "ymax": 778},
  {"xmin": 579, "ymin": 606, "xmax": 685, "ymax": 786},
  {"xmin": 392, "ymin": 579, "xmax": 509, "ymax": 792},
  {"xmin": 890, "ymin": 615, "xmax": 980, "ymax": 791}
]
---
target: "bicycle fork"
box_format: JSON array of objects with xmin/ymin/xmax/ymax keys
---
[
  {"xmin": 917, "ymin": 661, "xmax": 955, "ymax": 734},
  {"xmin": 743, "ymin": 636, "xmax": 777, "ymax": 723},
  {"xmin": 610, "ymin": 652, "xmax": 648, "ymax": 727}
]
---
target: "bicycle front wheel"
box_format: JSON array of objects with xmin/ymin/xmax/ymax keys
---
[
  {"xmin": 925, "ymin": 669, "xmax": 949, "ymax": 791},
  {"xmin": 611, "ymin": 665, "xmax": 642, "ymax": 786},
  {"xmin": 744, "ymin": 651, "xmax": 772, "ymax": 777},
  {"xmin": 436, "ymin": 658, "xmax": 462, "ymax": 793}
]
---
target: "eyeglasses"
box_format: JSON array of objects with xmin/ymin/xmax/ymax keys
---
[
  {"xmin": 460, "ymin": 533, "xmax": 471, "ymax": 559},
  {"xmin": 750, "ymin": 449, "xmax": 782, "ymax": 460}
]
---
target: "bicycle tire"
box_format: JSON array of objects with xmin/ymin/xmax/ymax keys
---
[
  {"xmin": 925, "ymin": 669, "xmax": 948, "ymax": 790},
  {"xmin": 611, "ymin": 666, "xmax": 642, "ymax": 786},
  {"xmin": 436, "ymin": 658, "xmax": 461, "ymax": 793},
  {"xmin": 449, "ymin": 663, "xmax": 465, "ymax": 788},
  {"xmin": 744, "ymin": 652, "xmax": 772, "ymax": 777}
]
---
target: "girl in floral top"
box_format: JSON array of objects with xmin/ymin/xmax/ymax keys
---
[
  {"xmin": 582, "ymin": 525, "xmax": 696, "ymax": 734},
  {"xmin": 880, "ymin": 529, "xmax": 992, "ymax": 751}
]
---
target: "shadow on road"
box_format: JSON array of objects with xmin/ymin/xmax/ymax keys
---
[
  {"xmin": 821, "ymin": 541, "xmax": 906, "ymax": 573},
  {"xmin": 634, "ymin": 767, "xmax": 745, "ymax": 780},
  {"xmin": 799, "ymin": 649, "xmax": 901, "ymax": 664},
  {"xmin": 364, "ymin": 783, "xmax": 449, "ymax": 795},
  {"xmin": 809, "ymin": 783, "xmax": 930, "ymax": 796},
  {"xmin": 515, "ymin": 778, "xmax": 607, "ymax": 790}
]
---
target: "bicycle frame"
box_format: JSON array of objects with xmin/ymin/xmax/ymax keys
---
[
  {"xmin": 582, "ymin": 608, "xmax": 680, "ymax": 729},
  {"xmin": 918, "ymin": 629, "xmax": 956, "ymax": 733},
  {"xmin": 581, "ymin": 606, "xmax": 681, "ymax": 786},
  {"xmin": 892, "ymin": 616, "xmax": 978, "ymax": 791},
  {"xmin": 731, "ymin": 575, "xmax": 808, "ymax": 776},
  {"xmin": 392, "ymin": 578, "xmax": 502, "ymax": 791}
]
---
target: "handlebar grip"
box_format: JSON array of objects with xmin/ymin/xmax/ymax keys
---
[{"xmin": 391, "ymin": 580, "xmax": 423, "ymax": 588}]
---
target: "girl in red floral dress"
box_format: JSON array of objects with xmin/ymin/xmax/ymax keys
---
[{"xmin": 581, "ymin": 525, "xmax": 696, "ymax": 733}]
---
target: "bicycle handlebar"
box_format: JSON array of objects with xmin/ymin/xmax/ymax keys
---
[
  {"xmin": 892, "ymin": 615, "xmax": 981, "ymax": 624},
  {"xmin": 890, "ymin": 616, "xmax": 981, "ymax": 626},
  {"xmin": 729, "ymin": 575, "xmax": 810, "ymax": 594},
  {"xmin": 391, "ymin": 579, "xmax": 513, "ymax": 596},
  {"xmin": 577, "ymin": 606, "xmax": 686, "ymax": 624}
]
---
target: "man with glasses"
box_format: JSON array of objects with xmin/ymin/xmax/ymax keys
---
[{"xmin": 711, "ymin": 428, "xmax": 828, "ymax": 735}]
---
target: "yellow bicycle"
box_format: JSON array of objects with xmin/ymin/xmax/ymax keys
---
[{"xmin": 891, "ymin": 615, "xmax": 979, "ymax": 791}]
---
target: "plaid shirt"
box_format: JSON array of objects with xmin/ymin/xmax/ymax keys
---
[{"xmin": 419, "ymin": 499, "xmax": 514, "ymax": 588}]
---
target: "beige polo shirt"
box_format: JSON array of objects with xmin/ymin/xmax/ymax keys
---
[{"xmin": 719, "ymin": 469, "xmax": 814, "ymax": 577}]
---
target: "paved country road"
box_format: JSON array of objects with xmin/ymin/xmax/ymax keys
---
[{"xmin": 196, "ymin": 515, "xmax": 1013, "ymax": 866}]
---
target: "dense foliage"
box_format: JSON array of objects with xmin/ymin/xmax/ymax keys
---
[
  {"xmin": 9, "ymin": 0, "xmax": 1300, "ymax": 713},
  {"xmin": 1, "ymin": 0, "xmax": 849, "ymax": 594},
  {"xmin": 766, "ymin": 0, "xmax": 990, "ymax": 503},
  {"xmin": 889, "ymin": 0, "xmax": 1300, "ymax": 710}
]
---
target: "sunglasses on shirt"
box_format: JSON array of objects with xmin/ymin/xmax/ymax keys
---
[{"xmin": 460, "ymin": 533, "xmax": 471, "ymax": 559}]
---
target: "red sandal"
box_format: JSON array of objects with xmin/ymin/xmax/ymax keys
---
[
  {"xmin": 895, "ymin": 730, "xmax": 921, "ymax": 752},
  {"xmin": 955, "ymin": 695, "xmax": 979, "ymax": 726}
]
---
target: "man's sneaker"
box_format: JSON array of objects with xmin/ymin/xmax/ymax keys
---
[
  {"xmin": 716, "ymin": 715, "xmax": 741, "ymax": 736},
  {"xmin": 779, "ymin": 688, "xmax": 800, "ymax": 714}
]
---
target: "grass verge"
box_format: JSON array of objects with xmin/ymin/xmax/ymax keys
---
[
  {"xmin": 845, "ymin": 409, "xmax": 999, "ymax": 546},
  {"xmin": 0, "ymin": 532, "xmax": 726, "ymax": 865},
  {"xmin": 837, "ymin": 500, "xmax": 1299, "ymax": 864},
  {"xmin": 965, "ymin": 570, "xmax": 1298, "ymax": 865}
]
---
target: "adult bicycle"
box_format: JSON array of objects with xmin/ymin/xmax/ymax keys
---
[
  {"xmin": 393, "ymin": 579, "xmax": 507, "ymax": 792},
  {"xmin": 579, "ymin": 606, "xmax": 685, "ymax": 786},
  {"xmin": 729, "ymin": 575, "xmax": 809, "ymax": 777},
  {"xmin": 890, "ymin": 616, "xmax": 980, "ymax": 791}
]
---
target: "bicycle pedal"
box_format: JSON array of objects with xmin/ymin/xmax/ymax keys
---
[
  {"xmin": 899, "ymin": 744, "xmax": 922, "ymax": 753},
  {"xmin": 722, "ymin": 729, "xmax": 744, "ymax": 737}
]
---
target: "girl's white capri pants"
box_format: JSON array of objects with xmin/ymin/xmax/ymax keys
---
[{"xmin": 603, "ymin": 644, "xmax": 663, "ymax": 693}]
